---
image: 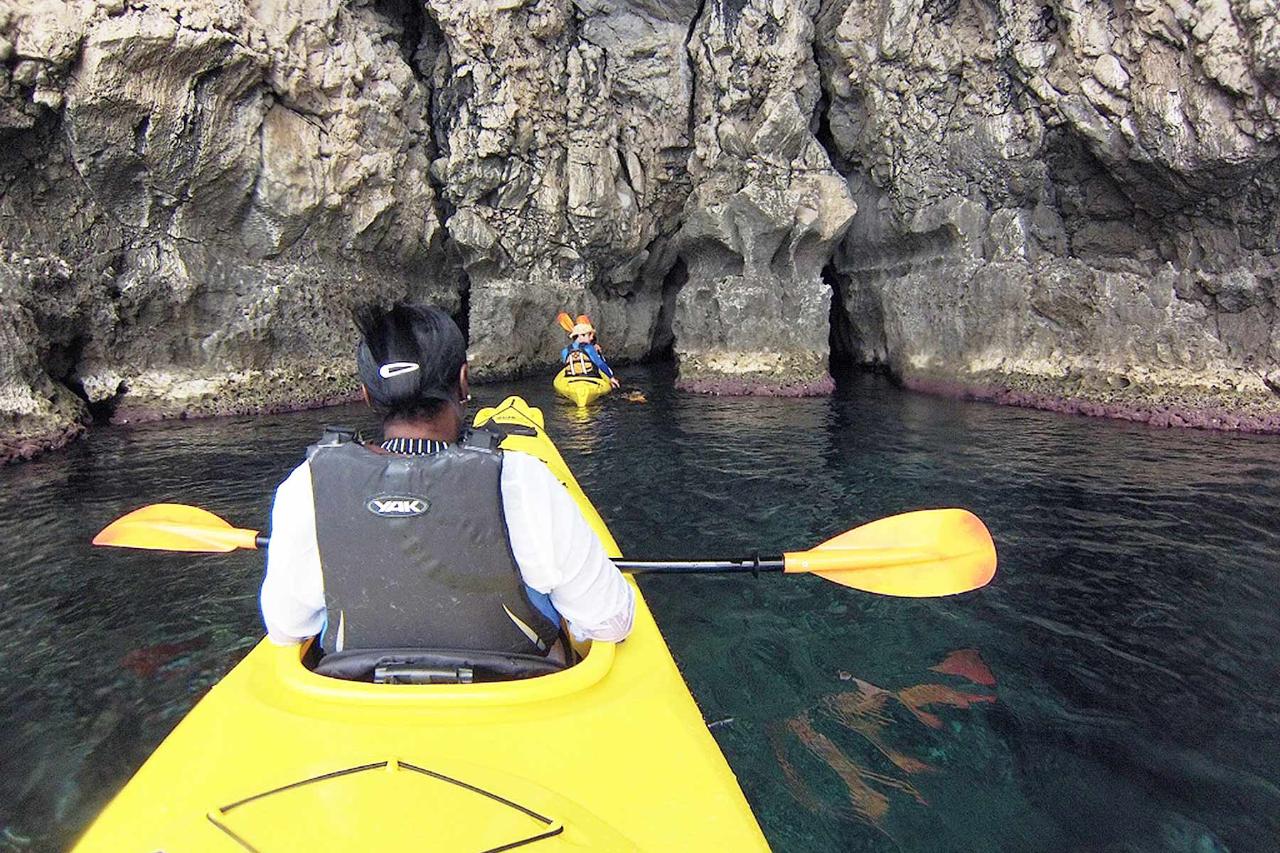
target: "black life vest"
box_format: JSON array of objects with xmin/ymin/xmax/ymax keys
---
[{"xmin": 305, "ymin": 429, "xmax": 561, "ymax": 657}]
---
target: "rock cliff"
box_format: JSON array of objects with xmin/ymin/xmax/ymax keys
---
[
  {"xmin": 1, "ymin": 0, "xmax": 1277, "ymax": 461},
  {"xmin": 819, "ymin": 0, "xmax": 1280, "ymax": 430}
]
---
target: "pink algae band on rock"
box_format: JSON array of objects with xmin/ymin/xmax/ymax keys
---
[
  {"xmin": 0, "ymin": 422, "xmax": 88, "ymax": 466},
  {"xmin": 676, "ymin": 373, "xmax": 837, "ymax": 398},
  {"xmin": 903, "ymin": 376, "xmax": 1280, "ymax": 434},
  {"xmin": 109, "ymin": 390, "xmax": 363, "ymax": 426},
  {"xmin": 0, "ymin": 388, "xmax": 365, "ymax": 466}
]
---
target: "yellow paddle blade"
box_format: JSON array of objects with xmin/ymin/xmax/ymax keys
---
[
  {"xmin": 556, "ymin": 312, "xmax": 575, "ymax": 333},
  {"xmin": 93, "ymin": 503, "xmax": 260, "ymax": 553},
  {"xmin": 783, "ymin": 509, "xmax": 996, "ymax": 597}
]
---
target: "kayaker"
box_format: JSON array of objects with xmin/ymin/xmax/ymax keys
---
[
  {"xmin": 260, "ymin": 303, "xmax": 635, "ymax": 669},
  {"xmin": 561, "ymin": 315, "xmax": 620, "ymax": 388}
]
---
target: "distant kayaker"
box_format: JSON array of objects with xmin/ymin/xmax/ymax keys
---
[
  {"xmin": 560, "ymin": 314, "xmax": 620, "ymax": 388},
  {"xmin": 260, "ymin": 303, "xmax": 634, "ymax": 669}
]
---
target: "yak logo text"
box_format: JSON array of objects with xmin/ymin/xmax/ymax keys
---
[{"xmin": 366, "ymin": 496, "xmax": 430, "ymax": 517}]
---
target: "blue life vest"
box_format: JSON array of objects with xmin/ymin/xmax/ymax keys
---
[{"xmin": 560, "ymin": 341, "xmax": 614, "ymax": 378}]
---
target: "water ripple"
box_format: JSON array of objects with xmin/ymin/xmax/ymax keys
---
[{"xmin": 1, "ymin": 369, "xmax": 1278, "ymax": 851}]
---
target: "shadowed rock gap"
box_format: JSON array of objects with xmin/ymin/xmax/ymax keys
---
[
  {"xmin": 684, "ymin": 0, "xmax": 709, "ymax": 140},
  {"xmin": 812, "ymin": 92, "xmax": 852, "ymax": 179},
  {"xmin": 654, "ymin": 256, "xmax": 687, "ymax": 360},
  {"xmin": 372, "ymin": 0, "xmax": 427, "ymax": 72},
  {"xmin": 824, "ymin": 265, "xmax": 854, "ymax": 367},
  {"xmin": 60, "ymin": 337, "xmax": 125, "ymax": 425},
  {"xmin": 409, "ymin": 5, "xmax": 473, "ymax": 339}
]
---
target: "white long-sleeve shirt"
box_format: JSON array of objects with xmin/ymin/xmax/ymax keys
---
[{"xmin": 260, "ymin": 449, "xmax": 635, "ymax": 646}]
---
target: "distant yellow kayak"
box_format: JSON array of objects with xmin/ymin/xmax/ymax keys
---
[
  {"xmin": 74, "ymin": 396, "xmax": 769, "ymax": 852},
  {"xmin": 553, "ymin": 364, "xmax": 612, "ymax": 407}
]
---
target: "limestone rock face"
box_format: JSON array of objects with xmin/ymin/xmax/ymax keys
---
[
  {"xmin": 674, "ymin": 0, "xmax": 856, "ymax": 395},
  {"xmin": 424, "ymin": 0, "xmax": 699, "ymax": 379},
  {"xmin": 3, "ymin": 0, "xmax": 1280, "ymax": 461},
  {"xmin": 817, "ymin": 0, "xmax": 1280, "ymax": 429},
  {"xmin": 0, "ymin": 0, "xmax": 450, "ymax": 462}
]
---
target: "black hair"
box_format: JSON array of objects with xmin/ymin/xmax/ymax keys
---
[{"xmin": 353, "ymin": 303, "xmax": 467, "ymax": 422}]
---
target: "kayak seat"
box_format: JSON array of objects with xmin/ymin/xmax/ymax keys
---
[{"xmin": 312, "ymin": 648, "xmax": 567, "ymax": 684}]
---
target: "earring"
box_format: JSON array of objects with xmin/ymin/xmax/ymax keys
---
[{"xmin": 460, "ymin": 393, "xmax": 472, "ymax": 403}]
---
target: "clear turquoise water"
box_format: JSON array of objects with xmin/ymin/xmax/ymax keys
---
[{"xmin": 1, "ymin": 367, "xmax": 1277, "ymax": 851}]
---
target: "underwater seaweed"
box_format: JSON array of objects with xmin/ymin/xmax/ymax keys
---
[
  {"xmin": 929, "ymin": 648, "xmax": 996, "ymax": 686},
  {"xmin": 769, "ymin": 649, "xmax": 999, "ymax": 838}
]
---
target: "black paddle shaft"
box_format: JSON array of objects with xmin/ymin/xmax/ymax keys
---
[
  {"xmin": 254, "ymin": 533, "xmax": 782, "ymax": 574},
  {"xmin": 615, "ymin": 558, "xmax": 785, "ymax": 574}
]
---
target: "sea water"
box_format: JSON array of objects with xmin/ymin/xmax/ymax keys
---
[{"xmin": 1, "ymin": 367, "xmax": 1276, "ymax": 851}]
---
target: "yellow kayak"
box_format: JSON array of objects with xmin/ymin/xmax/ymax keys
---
[
  {"xmin": 553, "ymin": 365, "xmax": 612, "ymax": 407},
  {"xmin": 75, "ymin": 396, "xmax": 769, "ymax": 851}
]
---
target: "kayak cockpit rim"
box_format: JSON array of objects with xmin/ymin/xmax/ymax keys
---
[{"xmin": 246, "ymin": 628, "xmax": 618, "ymax": 711}]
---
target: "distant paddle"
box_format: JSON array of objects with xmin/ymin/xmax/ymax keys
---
[{"xmin": 94, "ymin": 506, "xmax": 995, "ymax": 598}]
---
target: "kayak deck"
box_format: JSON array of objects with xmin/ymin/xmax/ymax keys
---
[
  {"xmin": 77, "ymin": 583, "xmax": 762, "ymax": 851},
  {"xmin": 75, "ymin": 397, "xmax": 768, "ymax": 851}
]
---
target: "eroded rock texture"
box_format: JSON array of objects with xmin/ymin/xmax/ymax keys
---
[
  {"xmin": 674, "ymin": 0, "xmax": 855, "ymax": 395},
  {"xmin": 0, "ymin": 0, "xmax": 451, "ymax": 462},
  {"xmin": 423, "ymin": 0, "xmax": 698, "ymax": 379},
  {"xmin": 3, "ymin": 0, "xmax": 1280, "ymax": 461},
  {"xmin": 818, "ymin": 0, "xmax": 1280, "ymax": 429}
]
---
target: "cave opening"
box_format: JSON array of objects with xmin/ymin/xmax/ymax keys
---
[
  {"xmin": 650, "ymin": 256, "xmax": 686, "ymax": 362},
  {"xmin": 370, "ymin": 0, "xmax": 429, "ymax": 76},
  {"xmin": 825, "ymin": 263, "xmax": 894, "ymax": 386},
  {"xmin": 826, "ymin": 264, "xmax": 855, "ymax": 368},
  {"xmin": 51, "ymin": 337, "xmax": 125, "ymax": 425}
]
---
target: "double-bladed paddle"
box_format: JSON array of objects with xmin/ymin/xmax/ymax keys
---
[{"xmin": 94, "ymin": 504, "xmax": 996, "ymax": 597}]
